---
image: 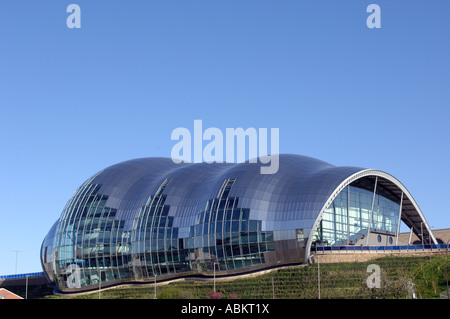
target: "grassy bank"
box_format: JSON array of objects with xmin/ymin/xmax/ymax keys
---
[{"xmin": 42, "ymin": 255, "xmax": 450, "ymax": 299}]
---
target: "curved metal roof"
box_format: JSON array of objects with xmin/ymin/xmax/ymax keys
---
[
  {"xmin": 83, "ymin": 154, "xmax": 363, "ymax": 224},
  {"xmin": 79, "ymin": 154, "xmax": 434, "ymax": 244}
]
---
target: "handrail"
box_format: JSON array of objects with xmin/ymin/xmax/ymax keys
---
[
  {"xmin": 315, "ymin": 243, "xmax": 450, "ymax": 253},
  {"xmin": 0, "ymin": 271, "xmax": 44, "ymax": 280}
]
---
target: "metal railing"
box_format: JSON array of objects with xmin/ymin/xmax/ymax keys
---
[
  {"xmin": 315, "ymin": 243, "xmax": 450, "ymax": 253},
  {"xmin": 0, "ymin": 272, "xmax": 44, "ymax": 280}
]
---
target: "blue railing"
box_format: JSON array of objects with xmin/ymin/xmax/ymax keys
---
[
  {"xmin": 0, "ymin": 272, "xmax": 44, "ymax": 280},
  {"xmin": 315, "ymin": 243, "xmax": 450, "ymax": 252}
]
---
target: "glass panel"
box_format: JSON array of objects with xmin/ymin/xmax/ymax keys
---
[{"xmin": 313, "ymin": 184, "xmax": 400, "ymax": 247}]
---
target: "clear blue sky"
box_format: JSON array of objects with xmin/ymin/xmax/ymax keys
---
[{"xmin": 0, "ymin": 1, "xmax": 449, "ymax": 275}]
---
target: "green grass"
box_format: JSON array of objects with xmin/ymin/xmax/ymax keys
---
[{"xmin": 42, "ymin": 255, "xmax": 450, "ymax": 299}]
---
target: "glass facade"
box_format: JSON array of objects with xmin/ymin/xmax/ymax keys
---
[
  {"xmin": 313, "ymin": 184, "xmax": 400, "ymax": 247},
  {"xmin": 52, "ymin": 181, "xmax": 129, "ymax": 289},
  {"xmin": 40, "ymin": 154, "xmax": 427, "ymax": 292},
  {"xmin": 185, "ymin": 178, "xmax": 274, "ymax": 272}
]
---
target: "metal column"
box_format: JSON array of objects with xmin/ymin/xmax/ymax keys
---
[
  {"xmin": 347, "ymin": 185, "xmax": 350, "ymax": 245},
  {"xmin": 365, "ymin": 177, "xmax": 378, "ymax": 246},
  {"xmin": 395, "ymin": 192, "xmax": 404, "ymax": 245}
]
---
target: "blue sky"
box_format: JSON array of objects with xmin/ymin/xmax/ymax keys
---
[{"xmin": 0, "ymin": 1, "xmax": 449, "ymax": 275}]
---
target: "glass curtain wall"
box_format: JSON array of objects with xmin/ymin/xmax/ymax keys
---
[
  {"xmin": 313, "ymin": 182, "xmax": 401, "ymax": 246},
  {"xmin": 186, "ymin": 179, "xmax": 275, "ymax": 273},
  {"xmin": 50, "ymin": 177, "xmax": 276, "ymax": 290}
]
